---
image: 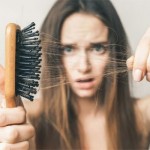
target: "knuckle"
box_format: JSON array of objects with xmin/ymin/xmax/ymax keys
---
[
  {"xmin": 134, "ymin": 62, "xmax": 145, "ymax": 70},
  {"xmin": 17, "ymin": 107, "xmax": 26, "ymax": 122},
  {"xmin": 133, "ymin": 57, "xmax": 146, "ymax": 70},
  {"xmin": 29, "ymin": 125, "xmax": 35, "ymax": 138},
  {"xmin": 6, "ymin": 126, "xmax": 19, "ymax": 143},
  {"xmin": 0, "ymin": 111, "xmax": 7, "ymax": 126}
]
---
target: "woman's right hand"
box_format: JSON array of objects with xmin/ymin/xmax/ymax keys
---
[{"xmin": 0, "ymin": 65, "xmax": 35, "ymax": 150}]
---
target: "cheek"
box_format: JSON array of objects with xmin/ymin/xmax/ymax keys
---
[
  {"xmin": 91, "ymin": 55, "xmax": 109, "ymax": 73},
  {"xmin": 62, "ymin": 57, "xmax": 76, "ymax": 79},
  {"xmin": 64, "ymin": 57, "xmax": 75, "ymax": 67}
]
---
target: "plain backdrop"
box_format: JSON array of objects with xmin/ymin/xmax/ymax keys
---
[{"xmin": 0, "ymin": 0, "xmax": 150, "ymax": 98}]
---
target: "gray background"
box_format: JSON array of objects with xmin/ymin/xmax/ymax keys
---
[{"xmin": 0, "ymin": 0, "xmax": 150, "ymax": 98}]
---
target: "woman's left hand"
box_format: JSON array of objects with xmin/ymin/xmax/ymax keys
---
[{"xmin": 126, "ymin": 27, "xmax": 150, "ymax": 82}]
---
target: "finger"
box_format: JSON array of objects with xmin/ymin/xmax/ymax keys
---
[
  {"xmin": 0, "ymin": 65, "xmax": 5, "ymax": 95},
  {"xmin": 0, "ymin": 106, "xmax": 26, "ymax": 126},
  {"xmin": 126, "ymin": 55, "xmax": 134, "ymax": 70},
  {"xmin": 0, "ymin": 141, "xmax": 29, "ymax": 150},
  {"xmin": 146, "ymin": 73, "xmax": 150, "ymax": 82},
  {"xmin": 146, "ymin": 52, "xmax": 150, "ymax": 81},
  {"xmin": 133, "ymin": 28, "xmax": 150, "ymax": 81},
  {"xmin": 0, "ymin": 124, "xmax": 35, "ymax": 143}
]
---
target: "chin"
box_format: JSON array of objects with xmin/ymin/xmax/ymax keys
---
[{"xmin": 74, "ymin": 89, "xmax": 96, "ymax": 99}]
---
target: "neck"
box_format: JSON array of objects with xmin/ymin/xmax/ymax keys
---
[{"xmin": 76, "ymin": 97, "xmax": 103, "ymax": 119}]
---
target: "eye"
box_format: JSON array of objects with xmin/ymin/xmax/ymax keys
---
[
  {"xmin": 91, "ymin": 44, "xmax": 107, "ymax": 54},
  {"xmin": 64, "ymin": 47, "xmax": 72, "ymax": 52},
  {"xmin": 62, "ymin": 46, "xmax": 74, "ymax": 55}
]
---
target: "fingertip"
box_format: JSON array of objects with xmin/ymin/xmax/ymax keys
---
[{"xmin": 126, "ymin": 56, "xmax": 134, "ymax": 70}]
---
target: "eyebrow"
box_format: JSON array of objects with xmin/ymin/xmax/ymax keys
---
[
  {"xmin": 90, "ymin": 42, "xmax": 108, "ymax": 47},
  {"xmin": 61, "ymin": 41, "xmax": 108, "ymax": 47}
]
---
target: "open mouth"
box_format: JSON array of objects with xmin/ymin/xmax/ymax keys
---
[
  {"xmin": 75, "ymin": 78, "xmax": 95, "ymax": 89},
  {"xmin": 77, "ymin": 78, "xmax": 94, "ymax": 82}
]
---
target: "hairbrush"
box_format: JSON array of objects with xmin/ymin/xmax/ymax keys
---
[{"xmin": 5, "ymin": 22, "xmax": 42, "ymax": 108}]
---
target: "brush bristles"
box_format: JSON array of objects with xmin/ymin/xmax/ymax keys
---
[{"xmin": 16, "ymin": 22, "xmax": 42, "ymax": 101}]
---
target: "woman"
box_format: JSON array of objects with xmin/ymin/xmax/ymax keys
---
[{"xmin": 0, "ymin": 0, "xmax": 150, "ymax": 149}]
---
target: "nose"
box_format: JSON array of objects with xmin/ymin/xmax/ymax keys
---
[{"xmin": 77, "ymin": 51, "xmax": 91, "ymax": 73}]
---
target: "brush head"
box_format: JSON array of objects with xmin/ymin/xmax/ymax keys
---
[{"xmin": 15, "ymin": 22, "xmax": 42, "ymax": 101}]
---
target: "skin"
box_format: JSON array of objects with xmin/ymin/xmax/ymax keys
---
[
  {"xmin": 61, "ymin": 13, "xmax": 150, "ymax": 149},
  {"xmin": 61, "ymin": 13, "xmax": 109, "ymax": 101},
  {"xmin": 61, "ymin": 13, "xmax": 109, "ymax": 149},
  {"xmin": 0, "ymin": 65, "xmax": 35, "ymax": 150},
  {"xmin": 127, "ymin": 27, "xmax": 150, "ymax": 82},
  {"xmin": 0, "ymin": 12, "xmax": 150, "ymax": 149}
]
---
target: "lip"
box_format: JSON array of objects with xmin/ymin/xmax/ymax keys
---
[{"xmin": 74, "ymin": 77, "xmax": 95, "ymax": 89}]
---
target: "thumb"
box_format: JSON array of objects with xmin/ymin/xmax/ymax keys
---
[
  {"xmin": 0, "ymin": 65, "xmax": 24, "ymax": 108},
  {"xmin": 126, "ymin": 56, "xmax": 134, "ymax": 71},
  {"xmin": 0, "ymin": 65, "xmax": 5, "ymax": 95}
]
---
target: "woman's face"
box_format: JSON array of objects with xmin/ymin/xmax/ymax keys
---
[{"xmin": 61, "ymin": 13, "xmax": 109, "ymax": 99}]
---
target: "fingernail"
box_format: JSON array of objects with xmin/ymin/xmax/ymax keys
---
[{"xmin": 133, "ymin": 69, "xmax": 142, "ymax": 82}]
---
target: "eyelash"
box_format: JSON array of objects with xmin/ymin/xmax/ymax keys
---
[
  {"xmin": 62, "ymin": 46, "xmax": 74, "ymax": 54},
  {"xmin": 91, "ymin": 44, "xmax": 107, "ymax": 54},
  {"xmin": 62, "ymin": 44, "xmax": 108, "ymax": 55}
]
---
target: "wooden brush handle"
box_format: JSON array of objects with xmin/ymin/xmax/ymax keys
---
[{"xmin": 5, "ymin": 23, "xmax": 20, "ymax": 108}]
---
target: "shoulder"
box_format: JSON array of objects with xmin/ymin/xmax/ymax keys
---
[{"xmin": 135, "ymin": 96, "xmax": 150, "ymax": 132}]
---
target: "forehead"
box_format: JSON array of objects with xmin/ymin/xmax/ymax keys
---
[{"xmin": 61, "ymin": 13, "xmax": 108, "ymax": 45}]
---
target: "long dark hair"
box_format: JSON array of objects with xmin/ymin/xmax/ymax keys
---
[{"xmin": 33, "ymin": 0, "xmax": 143, "ymax": 149}]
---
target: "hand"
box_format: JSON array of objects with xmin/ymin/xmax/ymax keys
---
[
  {"xmin": 126, "ymin": 28, "xmax": 150, "ymax": 82},
  {"xmin": 0, "ymin": 65, "xmax": 5, "ymax": 95},
  {"xmin": 0, "ymin": 65, "xmax": 35, "ymax": 150}
]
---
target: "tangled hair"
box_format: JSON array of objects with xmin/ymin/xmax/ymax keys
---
[{"xmin": 33, "ymin": 0, "xmax": 144, "ymax": 149}]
